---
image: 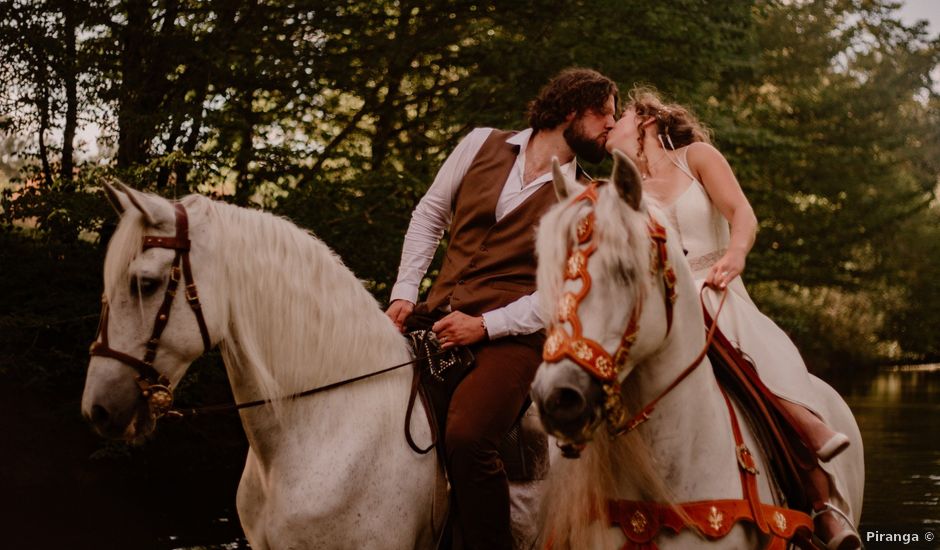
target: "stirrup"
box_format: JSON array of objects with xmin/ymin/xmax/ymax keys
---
[
  {"xmin": 816, "ymin": 432, "xmax": 850, "ymax": 463},
  {"xmin": 811, "ymin": 503, "xmax": 861, "ymax": 550}
]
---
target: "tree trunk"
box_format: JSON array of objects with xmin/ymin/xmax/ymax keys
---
[
  {"xmin": 232, "ymin": 91, "xmax": 255, "ymax": 206},
  {"xmin": 61, "ymin": 1, "xmax": 78, "ymax": 186},
  {"xmin": 174, "ymin": 104, "xmax": 205, "ymax": 194},
  {"xmin": 36, "ymin": 63, "xmax": 54, "ymax": 188},
  {"xmin": 116, "ymin": 0, "xmax": 154, "ymax": 169}
]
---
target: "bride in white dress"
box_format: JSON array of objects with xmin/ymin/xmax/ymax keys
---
[{"xmin": 604, "ymin": 87, "xmax": 860, "ymax": 550}]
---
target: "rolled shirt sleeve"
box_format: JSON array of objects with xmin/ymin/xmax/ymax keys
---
[
  {"xmin": 390, "ymin": 127, "xmax": 575, "ymax": 338},
  {"xmin": 389, "ymin": 128, "xmax": 493, "ymax": 304}
]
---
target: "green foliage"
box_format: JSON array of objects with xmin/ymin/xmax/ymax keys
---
[
  {"xmin": 0, "ymin": 227, "xmax": 101, "ymax": 387},
  {"xmin": 881, "ymin": 206, "xmax": 940, "ymax": 359},
  {"xmin": 0, "ymin": 0, "xmax": 938, "ymax": 371}
]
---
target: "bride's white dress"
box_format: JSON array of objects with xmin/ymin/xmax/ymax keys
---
[{"xmin": 651, "ymin": 146, "xmax": 823, "ymax": 413}]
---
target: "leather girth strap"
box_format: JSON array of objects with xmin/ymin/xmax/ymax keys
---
[
  {"xmin": 607, "ymin": 388, "xmax": 815, "ymax": 550},
  {"xmin": 705, "ymin": 306, "xmax": 819, "ymax": 512}
]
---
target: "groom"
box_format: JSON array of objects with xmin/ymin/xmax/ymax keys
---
[{"xmin": 386, "ymin": 67, "xmax": 618, "ymax": 549}]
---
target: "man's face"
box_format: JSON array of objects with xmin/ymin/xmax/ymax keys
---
[{"xmin": 564, "ymin": 94, "xmax": 617, "ymax": 163}]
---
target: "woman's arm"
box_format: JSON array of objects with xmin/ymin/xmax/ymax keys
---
[{"xmin": 686, "ymin": 142, "xmax": 758, "ymax": 288}]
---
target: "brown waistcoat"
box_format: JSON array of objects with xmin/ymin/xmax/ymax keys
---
[{"xmin": 425, "ymin": 129, "xmax": 582, "ymax": 317}]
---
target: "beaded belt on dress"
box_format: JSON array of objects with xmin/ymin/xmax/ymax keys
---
[{"xmin": 688, "ymin": 249, "xmax": 726, "ymax": 273}]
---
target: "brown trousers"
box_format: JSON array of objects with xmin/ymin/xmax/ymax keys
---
[{"xmin": 445, "ymin": 333, "xmax": 544, "ymax": 550}]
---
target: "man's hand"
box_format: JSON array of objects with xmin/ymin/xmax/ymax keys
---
[
  {"xmin": 385, "ymin": 299, "xmax": 415, "ymax": 333},
  {"xmin": 432, "ymin": 311, "xmax": 487, "ymax": 349}
]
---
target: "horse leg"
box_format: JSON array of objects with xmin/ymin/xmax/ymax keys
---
[{"xmin": 236, "ymin": 449, "xmax": 268, "ymax": 549}]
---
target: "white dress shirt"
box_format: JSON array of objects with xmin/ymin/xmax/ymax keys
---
[{"xmin": 389, "ymin": 128, "xmax": 578, "ymax": 339}]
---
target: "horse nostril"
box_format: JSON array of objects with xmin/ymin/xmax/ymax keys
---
[
  {"xmin": 90, "ymin": 404, "xmax": 110, "ymax": 427},
  {"xmin": 545, "ymin": 386, "xmax": 586, "ymax": 420}
]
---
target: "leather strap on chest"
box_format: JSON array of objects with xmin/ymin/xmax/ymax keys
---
[{"xmin": 606, "ymin": 388, "xmax": 814, "ymax": 549}]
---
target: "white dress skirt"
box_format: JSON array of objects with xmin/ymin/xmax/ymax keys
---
[{"xmin": 651, "ymin": 148, "xmax": 824, "ymax": 415}]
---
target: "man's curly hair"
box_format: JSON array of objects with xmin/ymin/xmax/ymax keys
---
[{"xmin": 527, "ymin": 68, "xmax": 619, "ymax": 131}]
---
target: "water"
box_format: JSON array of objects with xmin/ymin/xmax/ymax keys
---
[
  {"xmin": 828, "ymin": 363, "xmax": 940, "ymax": 548},
  {"xmin": 161, "ymin": 365, "xmax": 940, "ymax": 548}
]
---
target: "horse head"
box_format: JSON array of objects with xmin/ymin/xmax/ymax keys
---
[
  {"xmin": 531, "ymin": 150, "xmax": 679, "ymax": 451},
  {"xmin": 81, "ymin": 184, "xmax": 224, "ymax": 441}
]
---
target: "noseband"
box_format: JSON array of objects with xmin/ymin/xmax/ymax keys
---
[
  {"xmin": 89, "ymin": 203, "xmax": 212, "ymax": 420},
  {"xmin": 542, "ymin": 183, "xmax": 677, "ymax": 438}
]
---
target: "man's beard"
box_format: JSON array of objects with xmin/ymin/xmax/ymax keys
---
[{"xmin": 564, "ymin": 121, "xmax": 607, "ymax": 164}]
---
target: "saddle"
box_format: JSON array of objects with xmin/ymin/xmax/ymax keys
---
[
  {"xmin": 704, "ymin": 308, "xmax": 819, "ymax": 513},
  {"xmin": 403, "ymin": 307, "xmax": 548, "ymax": 483}
]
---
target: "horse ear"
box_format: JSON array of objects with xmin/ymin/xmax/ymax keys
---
[
  {"xmin": 552, "ymin": 157, "xmax": 583, "ymax": 201},
  {"xmin": 103, "ymin": 181, "xmax": 129, "ymax": 216},
  {"xmin": 611, "ymin": 149, "xmax": 642, "ymax": 210},
  {"xmin": 113, "ymin": 182, "xmax": 175, "ymax": 227}
]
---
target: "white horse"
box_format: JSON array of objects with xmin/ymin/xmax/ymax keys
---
[
  {"xmin": 529, "ymin": 153, "xmax": 864, "ymax": 549},
  {"xmin": 80, "ymin": 183, "xmax": 543, "ymax": 549}
]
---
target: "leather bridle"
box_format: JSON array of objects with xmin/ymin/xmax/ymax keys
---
[
  {"xmin": 542, "ymin": 183, "xmax": 678, "ymax": 436},
  {"xmin": 542, "ymin": 183, "xmax": 727, "ymax": 456},
  {"xmin": 89, "ymin": 202, "xmax": 212, "ymax": 420},
  {"xmin": 86, "ymin": 201, "xmax": 437, "ymax": 433}
]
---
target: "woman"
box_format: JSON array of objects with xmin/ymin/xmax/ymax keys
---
[{"xmin": 604, "ymin": 87, "xmax": 860, "ymax": 550}]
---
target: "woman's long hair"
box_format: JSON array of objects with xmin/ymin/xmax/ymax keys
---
[{"xmin": 627, "ymin": 87, "xmax": 711, "ymax": 168}]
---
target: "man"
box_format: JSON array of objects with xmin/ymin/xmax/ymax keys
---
[{"xmin": 385, "ymin": 67, "xmax": 618, "ymax": 549}]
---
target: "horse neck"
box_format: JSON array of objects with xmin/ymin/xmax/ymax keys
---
[
  {"xmin": 622, "ymin": 266, "xmax": 743, "ymax": 500},
  {"xmin": 208, "ymin": 203, "xmax": 412, "ymax": 459}
]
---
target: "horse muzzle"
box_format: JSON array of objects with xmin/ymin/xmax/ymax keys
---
[
  {"xmin": 81, "ymin": 361, "xmax": 156, "ymax": 441},
  {"xmin": 531, "ymin": 361, "xmax": 605, "ymax": 446}
]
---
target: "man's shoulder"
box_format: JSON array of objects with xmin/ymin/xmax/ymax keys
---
[
  {"xmin": 456, "ymin": 128, "xmax": 521, "ymax": 155},
  {"xmin": 466, "ymin": 127, "xmax": 515, "ymax": 139}
]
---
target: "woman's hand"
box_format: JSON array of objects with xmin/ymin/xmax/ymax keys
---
[
  {"xmin": 432, "ymin": 311, "xmax": 487, "ymax": 349},
  {"xmin": 707, "ymin": 249, "xmax": 746, "ymax": 289}
]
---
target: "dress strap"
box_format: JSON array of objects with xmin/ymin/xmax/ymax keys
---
[{"xmin": 663, "ymin": 143, "xmax": 697, "ymax": 183}]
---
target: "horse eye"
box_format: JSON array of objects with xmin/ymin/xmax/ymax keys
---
[{"xmin": 130, "ymin": 276, "xmax": 162, "ymax": 297}]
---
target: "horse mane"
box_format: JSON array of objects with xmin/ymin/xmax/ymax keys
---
[
  {"xmin": 536, "ymin": 181, "xmax": 681, "ymax": 548},
  {"xmin": 105, "ymin": 193, "xmax": 411, "ymax": 422}
]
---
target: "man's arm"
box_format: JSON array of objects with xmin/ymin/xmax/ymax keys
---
[
  {"xmin": 433, "ymin": 292, "xmax": 544, "ymax": 349},
  {"xmin": 386, "ymin": 128, "xmax": 492, "ymax": 331}
]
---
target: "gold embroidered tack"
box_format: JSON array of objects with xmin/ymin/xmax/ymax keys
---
[
  {"xmin": 708, "ymin": 506, "xmax": 724, "ymax": 532},
  {"xmin": 559, "ymin": 293, "xmax": 577, "ymax": 321},
  {"xmin": 596, "ymin": 355, "xmax": 613, "ymax": 377},
  {"xmin": 571, "ymin": 341, "xmax": 592, "ymax": 362},
  {"xmin": 544, "ymin": 331, "xmax": 564, "ymax": 357},
  {"xmin": 630, "ymin": 510, "xmax": 648, "ymax": 534},
  {"xmin": 773, "ymin": 511, "xmax": 787, "ymax": 532},
  {"xmin": 567, "ymin": 251, "xmax": 585, "ymax": 278},
  {"xmin": 576, "ymin": 215, "xmax": 592, "ymax": 242}
]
